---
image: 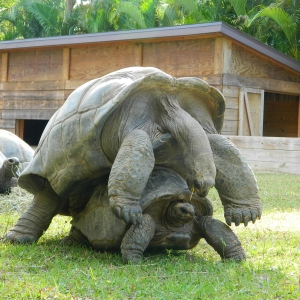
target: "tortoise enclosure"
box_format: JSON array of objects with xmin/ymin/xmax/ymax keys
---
[{"xmin": 0, "ymin": 23, "xmax": 300, "ymax": 173}]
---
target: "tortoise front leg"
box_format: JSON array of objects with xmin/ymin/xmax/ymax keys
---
[
  {"xmin": 121, "ymin": 214, "xmax": 155, "ymax": 263},
  {"xmin": 4, "ymin": 181, "xmax": 67, "ymax": 243},
  {"xmin": 197, "ymin": 216, "xmax": 246, "ymax": 261},
  {"xmin": 109, "ymin": 129, "xmax": 155, "ymax": 225}
]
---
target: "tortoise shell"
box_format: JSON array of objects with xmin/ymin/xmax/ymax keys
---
[{"xmin": 18, "ymin": 67, "xmax": 225, "ymax": 198}]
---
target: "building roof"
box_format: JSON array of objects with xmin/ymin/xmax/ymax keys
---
[{"xmin": 1, "ymin": 21, "xmax": 299, "ymax": 73}]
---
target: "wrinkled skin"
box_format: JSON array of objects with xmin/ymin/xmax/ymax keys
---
[
  {"xmin": 4, "ymin": 67, "xmax": 261, "ymax": 244},
  {"xmin": 0, "ymin": 151, "xmax": 20, "ymax": 194}
]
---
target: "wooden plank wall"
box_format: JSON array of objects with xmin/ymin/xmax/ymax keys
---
[
  {"xmin": 0, "ymin": 38, "xmax": 223, "ymax": 133},
  {"xmin": 231, "ymin": 43, "xmax": 300, "ymax": 82},
  {"xmin": 228, "ymin": 136, "xmax": 300, "ymax": 175}
]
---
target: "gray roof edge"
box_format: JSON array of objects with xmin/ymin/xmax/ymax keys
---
[
  {"xmin": 0, "ymin": 21, "xmax": 299, "ymax": 74},
  {"xmin": 0, "ymin": 22, "xmax": 223, "ymax": 49}
]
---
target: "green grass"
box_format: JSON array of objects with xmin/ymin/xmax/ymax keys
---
[{"xmin": 1, "ymin": 173, "xmax": 299, "ymax": 299}]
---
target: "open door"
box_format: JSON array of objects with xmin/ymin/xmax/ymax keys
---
[
  {"xmin": 15, "ymin": 119, "xmax": 48, "ymax": 146},
  {"xmin": 238, "ymin": 88, "xmax": 264, "ymax": 136},
  {"xmin": 263, "ymin": 92, "xmax": 299, "ymax": 137}
]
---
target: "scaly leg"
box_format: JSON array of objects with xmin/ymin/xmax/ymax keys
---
[
  {"xmin": 197, "ymin": 215, "xmax": 246, "ymax": 261},
  {"xmin": 4, "ymin": 181, "xmax": 67, "ymax": 243},
  {"xmin": 109, "ymin": 129, "xmax": 155, "ymax": 225},
  {"xmin": 121, "ymin": 214, "xmax": 155, "ymax": 263},
  {"xmin": 208, "ymin": 134, "xmax": 262, "ymax": 226}
]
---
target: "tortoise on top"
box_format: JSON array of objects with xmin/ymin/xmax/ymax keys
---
[
  {"xmin": 5, "ymin": 67, "xmax": 261, "ymax": 244},
  {"xmin": 62, "ymin": 166, "xmax": 246, "ymax": 264}
]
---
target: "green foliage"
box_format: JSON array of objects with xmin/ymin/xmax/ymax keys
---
[{"xmin": 0, "ymin": 0, "xmax": 16, "ymax": 9}]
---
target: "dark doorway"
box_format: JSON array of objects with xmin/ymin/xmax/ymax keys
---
[
  {"xmin": 23, "ymin": 120, "xmax": 48, "ymax": 146},
  {"xmin": 263, "ymin": 92, "xmax": 299, "ymax": 137}
]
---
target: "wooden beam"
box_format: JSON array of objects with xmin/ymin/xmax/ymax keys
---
[
  {"xmin": 1, "ymin": 53, "xmax": 8, "ymax": 82},
  {"xmin": 223, "ymin": 73, "xmax": 300, "ymax": 94},
  {"xmin": 2, "ymin": 80, "xmax": 64, "ymax": 91},
  {"xmin": 2, "ymin": 109, "xmax": 57, "ymax": 120},
  {"xmin": 62, "ymin": 47, "xmax": 70, "ymax": 80}
]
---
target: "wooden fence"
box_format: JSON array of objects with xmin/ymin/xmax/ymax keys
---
[{"xmin": 228, "ymin": 136, "xmax": 300, "ymax": 175}]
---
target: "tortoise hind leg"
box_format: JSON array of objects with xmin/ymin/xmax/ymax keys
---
[
  {"xmin": 197, "ymin": 216, "xmax": 246, "ymax": 261},
  {"xmin": 61, "ymin": 226, "xmax": 88, "ymax": 246},
  {"xmin": 108, "ymin": 129, "xmax": 155, "ymax": 225},
  {"xmin": 4, "ymin": 181, "xmax": 67, "ymax": 243}
]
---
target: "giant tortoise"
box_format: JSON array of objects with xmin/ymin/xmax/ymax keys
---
[
  {"xmin": 62, "ymin": 167, "xmax": 246, "ymax": 263},
  {"xmin": 5, "ymin": 67, "xmax": 261, "ymax": 243},
  {"xmin": 0, "ymin": 129, "xmax": 34, "ymax": 173},
  {"xmin": 0, "ymin": 151, "xmax": 19, "ymax": 194}
]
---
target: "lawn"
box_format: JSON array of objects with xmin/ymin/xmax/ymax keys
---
[{"xmin": 0, "ymin": 173, "xmax": 299, "ymax": 299}]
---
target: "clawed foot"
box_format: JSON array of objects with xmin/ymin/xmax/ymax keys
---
[
  {"xmin": 222, "ymin": 245, "xmax": 246, "ymax": 262},
  {"xmin": 3, "ymin": 229, "xmax": 38, "ymax": 244},
  {"xmin": 224, "ymin": 204, "xmax": 262, "ymax": 226},
  {"xmin": 122, "ymin": 251, "xmax": 143, "ymax": 264},
  {"xmin": 112, "ymin": 204, "xmax": 143, "ymax": 225}
]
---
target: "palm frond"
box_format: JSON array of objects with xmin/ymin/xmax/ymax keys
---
[
  {"xmin": 115, "ymin": 2, "xmax": 147, "ymax": 29},
  {"xmin": 228, "ymin": 0, "xmax": 247, "ymax": 16},
  {"xmin": 247, "ymin": 6, "xmax": 296, "ymax": 45}
]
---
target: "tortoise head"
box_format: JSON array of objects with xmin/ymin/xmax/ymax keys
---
[
  {"xmin": 164, "ymin": 201, "xmax": 195, "ymax": 227},
  {"xmin": 4, "ymin": 157, "xmax": 20, "ymax": 178},
  {"xmin": 0, "ymin": 154, "xmax": 20, "ymax": 193}
]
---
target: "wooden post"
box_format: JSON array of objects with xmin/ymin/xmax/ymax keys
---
[
  {"xmin": 62, "ymin": 47, "xmax": 70, "ymax": 80},
  {"xmin": 259, "ymin": 90, "xmax": 265, "ymax": 136},
  {"xmin": 298, "ymin": 96, "xmax": 300, "ymax": 137},
  {"xmin": 1, "ymin": 53, "xmax": 8, "ymax": 82},
  {"xmin": 134, "ymin": 43, "xmax": 143, "ymax": 66},
  {"xmin": 214, "ymin": 37, "xmax": 232, "ymax": 75},
  {"xmin": 244, "ymin": 92, "xmax": 254, "ymax": 136},
  {"xmin": 15, "ymin": 120, "xmax": 24, "ymax": 139},
  {"xmin": 238, "ymin": 88, "xmax": 244, "ymax": 135}
]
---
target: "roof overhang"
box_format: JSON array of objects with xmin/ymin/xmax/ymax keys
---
[{"xmin": 0, "ymin": 22, "xmax": 299, "ymax": 73}]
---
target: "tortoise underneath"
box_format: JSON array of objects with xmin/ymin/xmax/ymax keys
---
[{"xmin": 62, "ymin": 167, "xmax": 246, "ymax": 263}]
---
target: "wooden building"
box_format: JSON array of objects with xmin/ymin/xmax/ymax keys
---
[{"xmin": 0, "ymin": 22, "xmax": 299, "ymax": 174}]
